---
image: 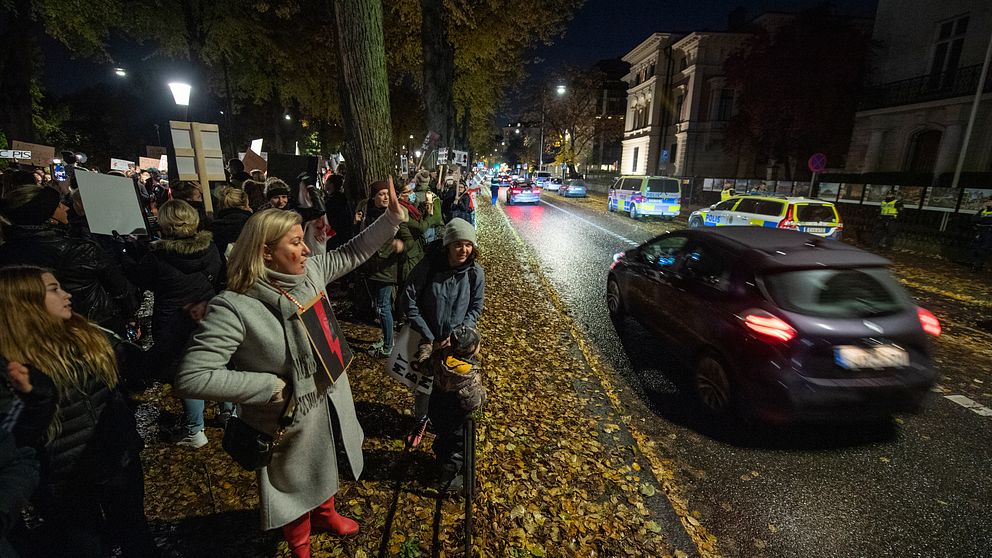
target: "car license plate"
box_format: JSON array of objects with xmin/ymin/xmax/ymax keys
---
[
  {"xmin": 805, "ymin": 227, "xmax": 827, "ymax": 233},
  {"xmin": 834, "ymin": 345, "xmax": 909, "ymax": 370}
]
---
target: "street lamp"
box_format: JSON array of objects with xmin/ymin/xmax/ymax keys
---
[
  {"xmin": 284, "ymin": 114, "xmax": 292, "ymax": 121},
  {"xmin": 114, "ymin": 67, "xmax": 127, "ymax": 77},
  {"xmin": 539, "ymin": 84, "xmax": 567, "ymax": 172},
  {"xmin": 168, "ymin": 82, "xmax": 191, "ymax": 121}
]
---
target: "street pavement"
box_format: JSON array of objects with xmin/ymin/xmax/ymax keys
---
[{"xmin": 497, "ymin": 189, "xmax": 992, "ymax": 558}]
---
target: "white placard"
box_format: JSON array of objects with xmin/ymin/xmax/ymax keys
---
[
  {"xmin": 171, "ymin": 128, "xmax": 193, "ymax": 150},
  {"xmin": 438, "ymin": 147, "xmax": 449, "ymax": 165},
  {"xmin": 385, "ymin": 325, "xmax": 433, "ymax": 394},
  {"xmin": 110, "ymin": 158, "xmax": 134, "ymax": 172},
  {"xmin": 202, "ymin": 130, "xmax": 222, "ymax": 151},
  {"xmin": 158, "ymin": 155, "xmax": 169, "ymax": 172},
  {"xmin": 250, "ymin": 138, "xmax": 263, "ymax": 154},
  {"xmin": 0, "ymin": 149, "xmax": 31, "ymax": 160},
  {"xmin": 75, "ymin": 172, "xmax": 148, "ymax": 236}
]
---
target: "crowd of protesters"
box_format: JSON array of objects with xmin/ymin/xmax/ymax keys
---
[{"xmin": 0, "ymin": 149, "xmax": 486, "ymax": 557}]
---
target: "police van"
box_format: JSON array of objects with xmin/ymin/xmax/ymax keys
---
[
  {"xmin": 688, "ymin": 194, "xmax": 844, "ymax": 239},
  {"xmin": 607, "ymin": 175, "xmax": 682, "ymax": 220}
]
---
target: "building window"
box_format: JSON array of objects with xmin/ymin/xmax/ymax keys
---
[
  {"xmin": 674, "ymin": 94, "xmax": 685, "ymax": 122},
  {"xmin": 905, "ymin": 129, "xmax": 942, "ymax": 174},
  {"xmin": 929, "ymin": 15, "xmax": 968, "ymax": 88},
  {"xmin": 648, "ymin": 63, "xmax": 656, "ymax": 77},
  {"xmin": 716, "ymin": 89, "xmax": 735, "ymax": 121},
  {"xmin": 632, "ymin": 147, "xmax": 639, "ymax": 173},
  {"xmin": 680, "ymin": 57, "xmax": 688, "ymax": 71}
]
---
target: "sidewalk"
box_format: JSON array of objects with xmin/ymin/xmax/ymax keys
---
[{"xmin": 133, "ymin": 200, "xmax": 707, "ymax": 557}]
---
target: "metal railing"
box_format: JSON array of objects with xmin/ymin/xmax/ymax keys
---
[{"xmin": 858, "ymin": 64, "xmax": 992, "ymax": 111}]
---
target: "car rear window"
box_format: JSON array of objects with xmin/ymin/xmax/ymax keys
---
[
  {"xmin": 647, "ymin": 178, "xmax": 679, "ymax": 194},
  {"xmin": 796, "ymin": 204, "xmax": 838, "ymax": 223},
  {"xmin": 761, "ymin": 268, "xmax": 910, "ymax": 318},
  {"xmin": 754, "ymin": 200, "xmax": 785, "ymax": 216}
]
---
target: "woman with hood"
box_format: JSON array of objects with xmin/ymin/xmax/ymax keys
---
[{"xmin": 123, "ymin": 200, "xmax": 227, "ymax": 447}]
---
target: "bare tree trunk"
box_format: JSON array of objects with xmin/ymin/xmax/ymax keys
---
[
  {"xmin": 421, "ymin": 0, "xmax": 455, "ymax": 148},
  {"xmin": 331, "ymin": 0, "xmax": 394, "ymax": 203}
]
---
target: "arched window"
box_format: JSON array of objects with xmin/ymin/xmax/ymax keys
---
[{"xmin": 905, "ymin": 129, "xmax": 942, "ymax": 174}]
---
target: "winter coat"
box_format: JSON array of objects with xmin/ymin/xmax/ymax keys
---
[
  {"xmin": 360, "ymin": 205, "xmax": 406, "ymax": 285},
  {"xmin": 212, "ymin": 207, "xmax": 253, "ymax": 257},
  {"xmin": 0, "ymin": 224, "xmax": 136, "ymax": 331},
  {"xmin": 126, "ymin": 231, "xmax": 222, "ymax": 378},
  {"xmin": 400, "ymin": 200, "xmax": 443, "ymax": 284},
  {"xmin": 5, "ymin": 339, "xmax": 143, "ymax": 505},
  {"xmin": 0, "ymin": 429, "xmax": 39, "ymax": 558},
  {"xmin": 450, "ymin": 193, "xmax": 473, "ymax": 223},
  {"xmin": 324, "ymin": 191, "xmax": 354, "ymax": 251},
  {"xmin": 401, "ymin": 242, "xmax": 485, "ymax": 344},
  {"xmin": 175, "ymin": 210, "xmax": 402, "ymax": 530},
  {"xmin": 429, "ymin": 353, "xmax": 486, "ymax": 412}
]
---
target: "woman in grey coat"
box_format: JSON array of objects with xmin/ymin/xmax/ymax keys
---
[{"xmin": 175, "ymin": 178, "xmax": 406, "ymax": 558}]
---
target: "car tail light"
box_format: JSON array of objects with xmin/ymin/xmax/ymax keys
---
[
  {"xmin": 741, "ymin": 310, "xmax": 796, "ymax": 342},
  {"xmin": 917, "ymin": 307, "xmax": 941, "ymax": 336},
  {"xmin": 632, "ymin": 195, "xmax": 644, "ymax": 203},
  {"xmin": 533, "ymin": 188, "xmax": 542, "ymax": 194},
  {"xmin": 778, "ymin": 205, "xmax": 798, "ymax": 230}
]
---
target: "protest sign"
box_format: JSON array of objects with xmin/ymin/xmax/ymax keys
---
[
  {"xmin": 241, "ymin": 149, "xmax": 268, "ymax": 174},
  {"xmin": 11, "ymin": 141, "xmax": 55, "ymax": 168},
  {"xmin": 385, "ymin": 325, "xmax": 433, "ymax": 394},
  {"xmin": 75, "ymin": 172, "xmax": 148, "ymax": 236},
  {"xmin": 138, "ymin": 157, "xmax": 161, "ymax": 170},
  {"xmin": 146, "ymin": 146, "xmax": 167, "ymax": 159},
  {"xmin": 110, "ymin": 158, "xmax": 135, "ymax": 172},
  {"xmin": 438, "ymin": 147, "xmax": 449, "ymax": 165},
  {"xmin": 250, "ymin": 138, "xmax": 263, "ymax": 155},
  {"xmin": 453, "ymin": 150, "xmax": 469, "ymax": 166},
  {"xmin": 0, "ymin": 149, "xmax": 31, "ymax": 160},
  {"xmin": 170, "ymin": 121, "xmax": 226, "ymax": 213},
  {"xmin": 298, "ymin": 293, "xmax": 353, "ymax": 384},
  {"xmin": 267, "ymin": 154, "xmax": 318, "ymax": 190},
  {"xmin": 158, "ymin": 155, "xmax": 169, "ymax": 173}
]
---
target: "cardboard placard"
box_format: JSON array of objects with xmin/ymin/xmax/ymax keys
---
[
  {"xmin": 158, "ymin": 154, "xmax": 169, "ymax": 173},
  {"xmin": 11, "ymin": 140, "xmax": 55, "ymax": 168},
  {"xmin": 110, "ymin": 158, "xmax": 135, "ymax": 172},
  {"xmin": 241, "ymin": 149, "xmax": 268, "ymax": 174},
  {"xmin": 250, "ymin": 138, "xmax": 263, "ymax": 155},
  {"xmin": 385, "ymin": 325, "xmax": 433, "ymax": 394},
  {"xmin": 298, "ymin": 293, "xmax": 353, "ymax": 384},
  {"xmin": 75, "ymin": 172, "xmax": 149, "ymax": 236},
  {"xmin": 146, "ymin": 146, "xmax": 167, "ymax": 159},
  {"xmin": 138, "ymin": 157, "xmax": 161, "ymax": 170},
  {"xmin": 266, "ymin": 153, "xmax": 318, "ymax": 189}
]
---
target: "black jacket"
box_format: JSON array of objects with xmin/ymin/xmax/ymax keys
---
[
  {"xmin": 324, "ymin": 190, "xmax": 354, "ymax": 250},
  {"xmin": 125, "ymin": 231, "xmax": 222, "ymax": 377},
  {"xmin": 6, "ymin": 338, "xmax": 142, "ymax": 504},
  {"xmin": 0, "ymin": 224, "xmax": 136, "ymax": 331},
  {"xmin": 212, "ymin": 207, "xmax": 252, "ymax": 257},
  {"xmin": 0, "ymin": 429, "xmax": 38, "ymax": 558}
]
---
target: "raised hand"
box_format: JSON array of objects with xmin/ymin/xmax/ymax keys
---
[{"xmin": 386, "ymin": 176, "xmax": 408, "ymax": 222}]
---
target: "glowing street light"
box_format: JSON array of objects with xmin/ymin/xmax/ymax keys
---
[
  {"xmin": 114, "ymin": 67, "xmax": 127, "ymax": 77},
  {"xmin": 168, "ymin": 82, "xmax": 191, "ymax": 120},
  {"xmin": 415, "ymin": 150, "xmax": 423, "ymax": 158},
  {"xmin": 284, "ymin": 114, "xmax": 292, "ymax": 121},
  {"xmin": 556, "ymin": 84, "xmax": 567, "ymax": 95}
]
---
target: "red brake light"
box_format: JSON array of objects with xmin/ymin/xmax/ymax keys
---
[
  {"xmin": 742, "ymin": 311, "xmax": 796, "ymax": 342},
  {"xmin": 917, "ymin": 307, "xmax": 941, "ymax": 336},
  {"xmin": 778, "ymin": 204, "xmax": 798, "ymax": 230}
]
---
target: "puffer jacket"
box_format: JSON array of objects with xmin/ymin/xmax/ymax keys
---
[
  {"xmin": 0, "ymin": 224, "xmax": 136, "ymax": 331},
  {"xmin": 401, "ymin": 241, "xmax": 485, "ymax": 343},
  {"xmin": 125, "ymin": 231, "xmax": 222, "ymax": 378},
  {"xmin": 6, "ymin": 337, "xmax": 143, "ymax": 503},
  {"xmin": 212, "ymin": 207, "xmax": 252, "ymax": 258}
]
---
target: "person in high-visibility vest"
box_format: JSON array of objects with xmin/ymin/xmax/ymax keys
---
[
  {"xmin": 720, "ymin": 185, "xmax": 736, "ymax": 202},
  {"xmin": 876, "ymin": 191, "xmax": 904, "ymax": 250},
  {"xmin": 971, "ymin": 200, "xmax": 992, "ymax": 272}
]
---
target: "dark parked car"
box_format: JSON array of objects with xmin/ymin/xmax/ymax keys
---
[
  {"xmin": 558, "ymin": 179, "xmax": 588, "ymax": 197},
  {"xmin": 606, "ymin": 227, "xmax": 940, "ymax": 423}
]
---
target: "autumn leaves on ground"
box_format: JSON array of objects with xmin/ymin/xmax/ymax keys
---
[{"xmin": 136, "ymin": 202, "xmax": 698, "ymax": 558}]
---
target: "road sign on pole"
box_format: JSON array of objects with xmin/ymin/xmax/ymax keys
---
[{"xmin": 808, "ymin": 153, "xmax": 827, "ymax": 173}]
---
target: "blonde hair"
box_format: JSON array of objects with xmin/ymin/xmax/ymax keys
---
[
  {"xmin": 226, "ymin": 209, "xmax": 302, "ymax": 293},
  {"xmin": 0, "ymin": 266, "xmax": 119, "ymax": 439},
  {"xmin": 217, "ymin": 186, "xmax": 250, "ymax": 210},
  {"xmin": 157, "ymin": 199, "xmax": 200, "ymax": 238}
]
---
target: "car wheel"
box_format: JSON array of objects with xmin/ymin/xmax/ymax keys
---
[
  {"xmin": 694, "ymin": 355, "xmax": 733, "ymax": 416},
  {"xmin": 606, "ymin": 278, "xmax": 625, "ymax": 326},
  {"xmin": 629, "ymin": 205, "xmax": 638, "ymax": 219},
  {"xmin": 689, "ymin": 216, "xmax": 703, "ymax": 229}
]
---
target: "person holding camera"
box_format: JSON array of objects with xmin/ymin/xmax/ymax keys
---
[{"xmin": 174, "ymin": 178, "xmax": 406, "ymax": 558}]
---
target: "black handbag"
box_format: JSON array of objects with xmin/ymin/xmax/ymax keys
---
[{"xmin": 222, "ymin": 397, "xmax": 297, "ymax": 471}]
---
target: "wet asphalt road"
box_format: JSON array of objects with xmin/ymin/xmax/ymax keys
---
[{"xmin": 497, "ymin": 192, "xmax": 992, "ymax": 558}]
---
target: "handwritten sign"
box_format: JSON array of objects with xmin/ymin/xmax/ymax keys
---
[
  {"xmin": 385, "ymin": 325, "xmax": 433, "ymax": 394},
  {"xmin": 437, "ymin": 147, "xmax": 449, "ymax": 165},
  {"xmin": 110, "ymin": 158, "xmax": 135, "ymax": 172}
]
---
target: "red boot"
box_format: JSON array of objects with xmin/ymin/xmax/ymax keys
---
[
  {"xmin": 311, "ymin": 496, "xmax": 360, "ymax": 536},
  {"xmin": 281, "ymin": 513, "xmax": 312, "ymax": 558}
]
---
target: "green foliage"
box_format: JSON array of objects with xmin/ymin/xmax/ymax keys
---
[{"xmin": 398, "ymin": 535, "xmax": 422, "ymax": 558}]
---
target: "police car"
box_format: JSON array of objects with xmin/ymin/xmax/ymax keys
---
[{"xmin": 688, "ymin": 194, "xmax": 843, "ymax": 239}]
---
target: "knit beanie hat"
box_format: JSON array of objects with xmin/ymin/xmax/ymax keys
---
[
  {"xmin": 265, "ymin": 179, "xmax": 290, "ymax": 199},
  {"xmin": 443, "ymin": 217, "xmax": 476, "ymax": 247},
  {"xmin": 1, "ymin": 186, "xmax": 62, "ymax": 225},
  {"xmin": 369, "ymin": 180, "xmax": 390, "ymax": 196},
  {"xmin": 449, "ymin": 324, "xmax": 481, "ymax": 358}
]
